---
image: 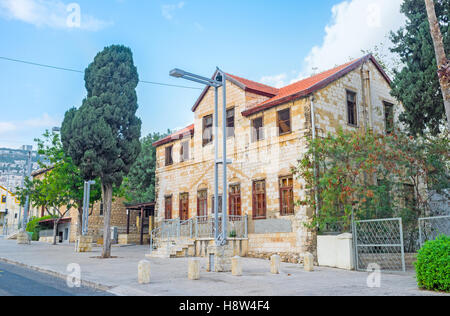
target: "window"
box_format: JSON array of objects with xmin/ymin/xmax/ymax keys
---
[
  {"xmin": 197, "ymin": 190, "xmax": 208, "ymax": 219},
  {"xmin": 252, "ymin": 117, "xmax": 264, "ymax": 142},
  {"xmin": 211, "ymin": 195, "xmax": 223, "ymax": 214},
  {"xmin": 279, "ymin": 177, "xmax": 294, "ymax": 216},
  {"xmin": 252, "ymin": 180, "xmax": 266, "ymax": 219},
  {"xmin": 346, "ymin": 91, "xmax": 357, "ymax": 126},
  {"xmin": 179, "ymin": 193, "xmax": 189, "ymax": 220},
  {"xmin": 277, "ymin": 108, "xmax": 291, "ymax": 135},
  {"xmin": 165, "ymin": 146, "xmax": 173, "ymax": 166},
  {"xmin": 384, "ymin": 102, "xmax": 394, "ymax": 134},
  {"xmin": 165, "ymin": 196, "xmax": 172, "ymax": 220},
  {"xmin": 180, "ymin": 141, "xmax": 189, "ymax": 162},
  {"xmin": 229, "ymin": 184, "xmax": 241, "ymax": 218},
  {"xmin": 227, "ymin": 108, "xmax": 235, "ymax": 137},
  {"xmin": 203, "ymin": 115, "xmax": 213, "ymax": 146},
  {"xmin": 1, "ymin": 195, "xmax": 6, "ymax": 204}
]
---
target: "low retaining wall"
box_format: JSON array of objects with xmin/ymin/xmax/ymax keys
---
[
  {"xmin": 317, "ymin": 233, "xmax": 354, "ymax": 270},
  {"xmin": 39, "ymin": 236, "xmax": 54, "ymax": 244},
  {"xmin": 194, "ymin": 239, "xmax": 248, "ymax": 257},
  {"xmin": 247, "ymin": 232, "xmax": 303, "ymax": 263},
  {"xmin": 118, "ymin": 234, "xmax": 150, "ymax": 245}
]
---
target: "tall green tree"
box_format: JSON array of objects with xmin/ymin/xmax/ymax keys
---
[
  {"xmin": 61, "ymin": 45, "xmax": 142, "ymax": 258},
  {"xmin": 16, "ymin": 130, "xmax": 102, "ymax": 243},
  {"xmin": 122, "ymin": 132, "xmax": 170, "ymax": 204},
  {"xmin": 390, "ymin": 0, "xmax": 449, "ymax": 136}
]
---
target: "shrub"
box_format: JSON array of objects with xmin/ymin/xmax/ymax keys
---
[
  {"xmin": 414, "ymin": 235, "xmax": 450, "ymax": 292},
  {"xmin": 26, "ymin": 215, "xmax": 55, "ymax": 241}
]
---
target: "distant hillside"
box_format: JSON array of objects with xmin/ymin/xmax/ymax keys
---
[{"xmin": 0, "ymin": 148, "xmax": 40, "ymax": 191}]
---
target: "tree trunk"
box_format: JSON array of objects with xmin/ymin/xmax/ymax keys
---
[
  {"xmin": 101, "ymin": 183, "xmax": 113, "ymax": 258},
  {"xmin": 77, "ymin": 206, "xmax": 83, "ymax": 237},
  {"xmin": 53, "ymin": 218, "xmax": 60, "ymax": 246},
  {"xmin": 424, "ymin": 0, "xmax": 450, "ymax": 130}
]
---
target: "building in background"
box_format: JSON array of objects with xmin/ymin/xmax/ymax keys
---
[{"xmin": 0, "ymin": 185, "xmax": 21, "ymax": 234}]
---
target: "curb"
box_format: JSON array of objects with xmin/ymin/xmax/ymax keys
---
[{"xmin": 0, "ymin": 257, "xmax": 113, "ymax": 292}]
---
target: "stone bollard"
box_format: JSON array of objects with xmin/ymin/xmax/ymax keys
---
[
  {"xmin": 270, "ymin": 255, "xmax": 281, "ymax": 274},
  {"xmin": 138, "ymin": 260, "xmax": 151, "ymax": 284},
  {"xmin": 17, "ymin": 231, "xmax": 30, "ymax": 245},
  {"xmin": 75, "ymin": 236, "xmax": 93, "ymax": 253},
  {"xmin": 232, "ymin": 256, "xmax": 242, "ymax": 276},
  {"xmin": 303, "ymin": 252, "xmax": 314, "ymax": 272},
  {"xmin": 188, "ymin": 259, "xmax": 200, "ymax": 280}
]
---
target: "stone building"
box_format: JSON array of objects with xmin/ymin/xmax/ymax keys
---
[
  {"xmin": 0, "ymin": 185, "xmax": 21, "ymax": 234},
  {"xmin": 153, "ymin": 55, "xmax": 399, "ymax": 262}
]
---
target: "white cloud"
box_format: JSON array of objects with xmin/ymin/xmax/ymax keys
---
[
  {"xmin": 0, "ymin": 0, "xmax": 111, "ymax": 31},
  {"xmin": 261, "ymin": 0, "xmax": 405, "ymax": 87},
  {"xmin": 302, "ymin": 0, "xmax": 405, "ymax": 76},
  {"xmin": 260, "ymin": 73, "xmax": 287, "ymax": 89},
  {"xmin": 0, "ymin": 122, "xmax": 16, "ymax": 134},
  {"xmin": 161, "ymin": 1, "xmax": 185, "ymax": 21}
]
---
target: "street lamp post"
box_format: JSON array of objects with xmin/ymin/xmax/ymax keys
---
[
  {"xmin": 82, "ymin": 180, "xmax": 96, "ymax": 236},
  {"xmin": 170, "ymin": 68, "xmax": 229, "ymax": 246}
]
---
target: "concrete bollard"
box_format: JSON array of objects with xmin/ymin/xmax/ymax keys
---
[
  {"xmin": 188, "ymin": 259, "xmax": 200, "ymax": 280},
  {"xmin": 303, "ymin": 252, "xmax": 314, "ymax": 272},
  {"xmin": 270, "ymin": 255, "xmax": 280, "ymax": 274},
  {"xmin": 232, "ymin": 256, "xmax": 242, "ymax": 276},
  {"xmin": 138, "ymin": 260, "xmax": 151, "ymax": 284}
]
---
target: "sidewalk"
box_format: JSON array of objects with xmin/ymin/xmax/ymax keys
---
[{"xmin": 0, "ymin": 239, "xmax": 445, "ymax": 296}]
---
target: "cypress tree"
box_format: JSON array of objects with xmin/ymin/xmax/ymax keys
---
[
  {"xmin": 390, "ymin": 0, "xmax": 449, "ymax": 135},
  {"xmin": 61, "ymin": 45, "xmax": 141, "ymax": 258}
]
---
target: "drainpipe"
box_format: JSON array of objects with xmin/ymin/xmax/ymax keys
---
[
  {"xmin": 360, "ymin": 63, "xmax": 374, "ymax": 132},
  {"xmin": 310, "ymin": 95, "xmax": 319, "ymax": 219},
  {"xmin": 365, "ymin": 69, "xmax": 374, "ymax": 132}
]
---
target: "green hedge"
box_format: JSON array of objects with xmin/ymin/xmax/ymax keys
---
[
  {"xmin": 414, "ymin": 235, "xmax": 450, "ymax": 293},
  {"xmin": 26, "ymin": 215, "xmax": 55, "ymax": 241}
]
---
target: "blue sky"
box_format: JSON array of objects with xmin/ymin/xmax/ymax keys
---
[{"xmin": 0, "ymin": 0, "xmax": 405, "ymax": 149}]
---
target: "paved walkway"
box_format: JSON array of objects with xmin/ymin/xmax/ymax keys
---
[{"xmin": 0, "ymin": 239, "xmax": 445, "ymax": 296}]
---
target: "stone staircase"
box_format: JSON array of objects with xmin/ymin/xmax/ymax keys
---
[{"xmin": 146, "ymin": 238, "xmax": 195, "ymax": 259}]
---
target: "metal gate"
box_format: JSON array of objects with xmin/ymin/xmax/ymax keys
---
[
  {"xmin": 418, "ymin": 215, "xmax": 450, "ymax": 247},
  {"xmin": 353, "ymin": 218, "xmax": 406, "ymax": 272}
]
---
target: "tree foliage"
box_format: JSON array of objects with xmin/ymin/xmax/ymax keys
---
[
  {"xmin": 61, "ymin": 45, "xmax": 141, "ymax": 257},
  {"xmin": 390, "ymin": 0, "xmax": 449, "ymax": 135},
  {"xmin": 122, "ymin": 131, "xmax": 170, "ymax": 204},
  {"xmin": 293, "ymin": 129, "xmax": 449, "ymax": 234}
]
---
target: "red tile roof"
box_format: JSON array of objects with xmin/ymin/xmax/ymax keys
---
[
  {"xmin": 152, "ymin": 124, "xmax": 194, "ymax": 147},
  {"xmin": 242, "ymin": 54, "xmax": 390, "ymax": 116},
  {"xmin": 191, "ymin": 70, "xmax": 279, "ymax": 112}
]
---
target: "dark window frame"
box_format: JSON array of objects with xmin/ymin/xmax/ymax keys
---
[
  {"xmin": 165, "ymin": 145, "xmax": 173, "ymax": 166},
  {"xmin": 252, "ymin": 180, "xmax": 267, "ymax": 220},
  {"xmin": 346, "ymin": 90, "xmax": 358, "ymax": 127},
  {"xmin": 383, "ymin": 101, "xmax": 394, "ymax": 134},
  {"xmin": 252, "ymin": 117, "xmax": 264, "ymax": 142},
  {"xmin": 277, "ymin": 108, "xmax": 292, "ymax": 135},
  {"xmin": 229, "ymin": 184, "xmax": 241, "ymax": 218},
  {"xmin": 164, "ymin": 195, "xmax": 172, "ymax": 220},
  {"xmin": 211, "ymin": 194, "xmax": 223, "ymax": 214},
  {"xmin": 279, "ymin": 176, "xmax": 294, "ymax": 216},
  {"xmin": 180, "ymin": 140, "xmax": 190, "ymax": 162},
  {"xmin": 179, "ymin": 193, "xmax": 189, "ymax": 221},
  {"xmin": 197, "ymin": 190, "xmax": 208, "ymax": 218},
  {"xmin": 202, "ymin": 114, "xmax": 213, "ymax": 147},
  {"xmin": 226, "ymin": 108, "xmax": 235, "ymax": 138}
]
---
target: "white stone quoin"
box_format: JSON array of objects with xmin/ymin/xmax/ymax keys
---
[
  {"xmin": 188, "ymin": 259, "xmax": 200, "ymax": 280},
  {"xmin": 138, "ymin": 260, "xmax": 151, "ymax": 284},
  {"xmin": 232, "ymin": 256, "xmax": 242, "ymax": 276},
  {"xmin": 270, "ymin": 255, "xmax": 280, "ymax": 274}
]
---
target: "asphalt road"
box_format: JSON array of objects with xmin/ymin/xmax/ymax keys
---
[{"xmin": 0, "ymin": 261, "xmax": 114, "ymax": 296}]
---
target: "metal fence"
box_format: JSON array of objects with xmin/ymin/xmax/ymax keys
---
[
  {"xmin": 353, "ymin": 218, "xmax": 405, "ymax": 272},
  {"xmin": 150, "ymin": 215, "xmax": 248, "ymax": 252},
  {"xmin": 418, "ymin": 215, "xmax": 450, "ymax": 247}
]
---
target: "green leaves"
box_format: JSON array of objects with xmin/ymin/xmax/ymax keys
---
[
  {"xmin": 61, "ymin": 45, "xmax": 142, "ymax": 187},
  {"xmin": 390, "ymin": 0, "xmax": 449, "ymax": 136},
  {"xmin": 415, "ymin": 235, "xmax": 450, "ymax": 292},
  {"xmin": 294, "ymin": 129, "xmax": 449, "ymax": 233}
]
